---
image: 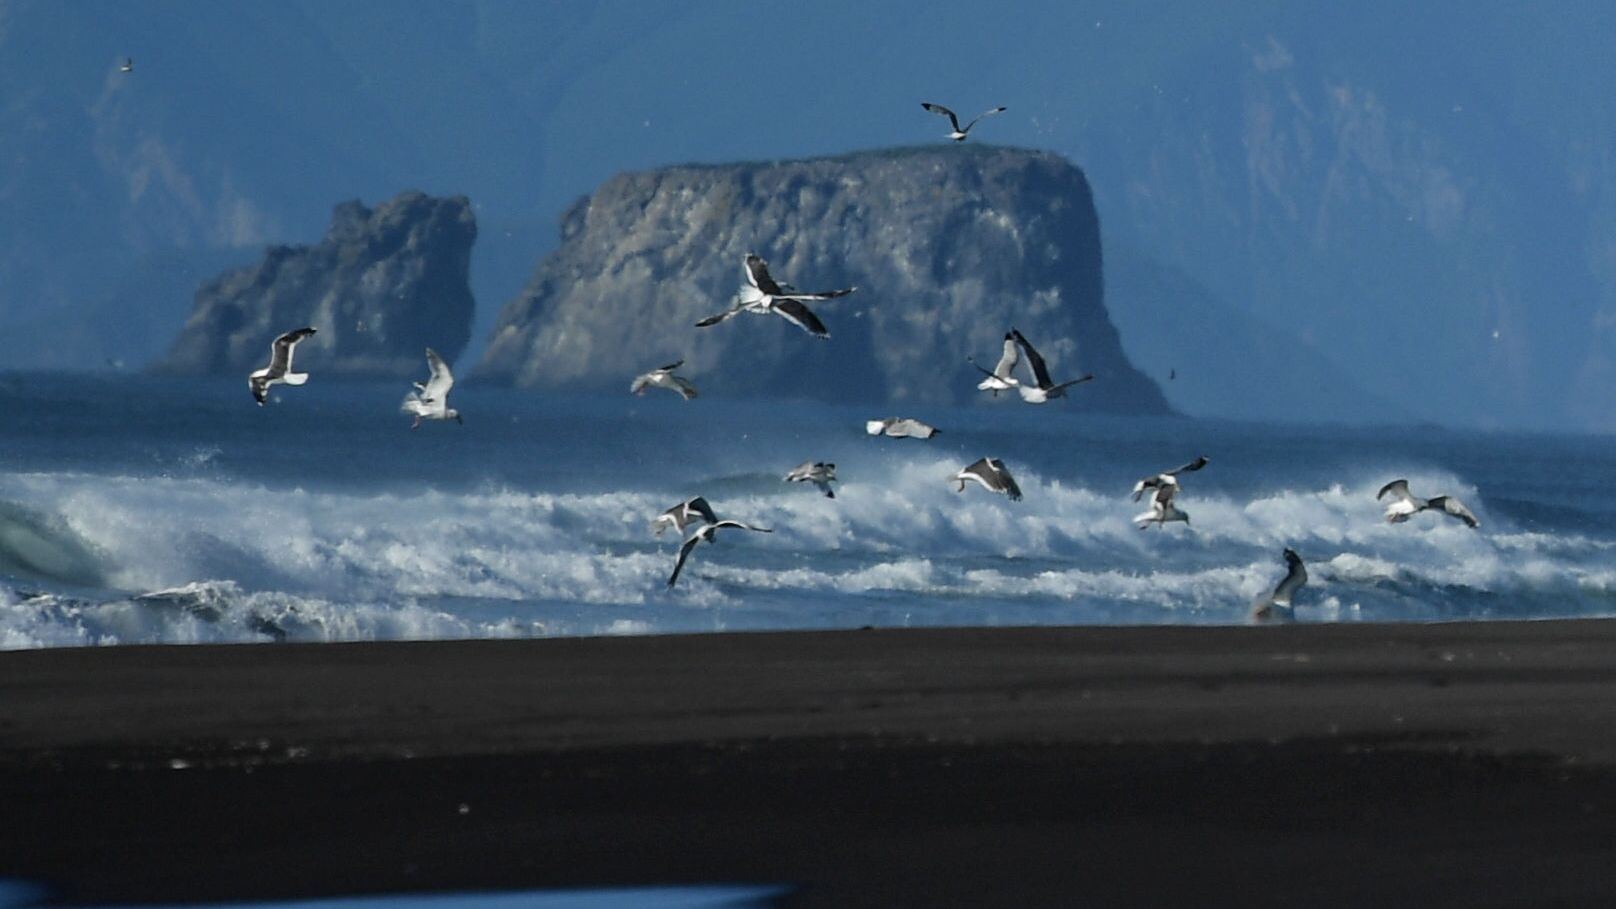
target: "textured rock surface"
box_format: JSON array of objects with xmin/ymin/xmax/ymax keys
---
[
  {"xmin": 154, "ymin": 191, "xmax": 476, "ymax": 377},
  {"xmin": 478, "ymin": 146, "xmax": 1169, "ymax": 413}
]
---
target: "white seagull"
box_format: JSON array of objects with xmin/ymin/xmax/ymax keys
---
[
  {"xmin": 667, "ymin": 520, "xmax": 774, "ymax": 588},
  {"xmin": 1134, "ymin": 482, "xmax": 1190, "ymax": 529},
  {"xmin": 921, "ymin": 102, "xmax": 1006, "ymax": 142},
  {"xmin": 968, "ymin": 333, "xmax": 1021, "ymax": 397},
  {"xmin": 1010, "ymin": 329, "xmax": 1093, "ymax": 404},
  {"xmin": 954, "ymin": 457, "xmax": 1022, "ymax": 501},
  {"xmin": 784, "ymin": 460, "xmax": 837, "ymax": 498},
  {"xmin": 695, "ymin": 254, "xmax": 857, "ymax": 339},
  {"xmin": 1376, "ymin": 479, "xmax": 1480, "ymax": 528},
  {"xmin": 248, "ymin": 327, "xmax": 317, "ymax": 406},
  {"xmin": 630, "ymin": 359, "xmax": 698, "ymax": 400},
  {"xmin": 401, "ymin": 348, "xmax": 461, "ymax": 428},
  {"xmin": 1132, "ymin": 456, "xmax": 1209, "ymax": 502},
  {"xmin": 652, "ymin": 496, "xmax": 719, "ymax": 537},
  {"xmin": 865, "ymin": 417, "xmax": 939, "ymax": 439},
  {"xmin": 1250, "ymin": 548, "xmax": 1308, "ymax": 624}
]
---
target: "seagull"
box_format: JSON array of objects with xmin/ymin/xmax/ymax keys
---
[
  {"xmin": 865, "ymin": 417, "xmax": 939, "ymax": 439},
  {"xmin": 921, "ymin": 102, "xmax": 1006, "ymax": 142},
  {"xmin": 954, "ymin": 457, "xmax": 1022, "ymax": 501},
  {"xmin": 630, "ymin": 359, "xmax": 698, "ymax": 400},
  {"xmin": 401, "ymin": 348, "xmax": 461, "ymax": 428},
  {"xmin": 1134, "ymin": 482, "xmax": 1190, "ymax": 529},
  {"xmin": 248, "ymin": 327, "xmax": 317, "ymax": 405},
  {"xmin": 784, "ymin": 460, "xmax": 837, "ymax": 498},
  {"xmin": 667, "ymin": 520, "xmax": 774, "ymax": 588},
  {"xmin": 1376, "ymin": 479, "xmax": 1480, "ymax": 528},
  {"xmin": 968, "ymin": 333, "xmax": 1021, "ymax": 397},
  {"xmin": 1010, "ymin": 329, "xmax": 1093, "ymax": 403},
  {"xmin": 1132, "ymin": 456, "xmax": 1209, "ymax": 502},
  {"xmin": 695, "ymin": 254, "xmax": 857, "ymax": 339},
  {"xmin": 652, "ymin": 496, "xmax": 719, "ymax": 537},
  {"xmin": 1250, "ymin": 548, "xmax": 1308, "ymax": 624},
  {"xmin": 119, "ymin": 58, "xmax": 134, "ymax": 73}
]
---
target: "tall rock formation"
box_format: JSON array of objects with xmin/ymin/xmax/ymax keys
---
[
  {"xmin": 154, "ymin": 191, "xmax": 476, "ymax": 377},
  {"xmin": 478, "ymin": 145, "xmax": 1167, "ymax": 412}
]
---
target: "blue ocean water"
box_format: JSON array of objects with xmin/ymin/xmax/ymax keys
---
[{"xmin": 0, "ymin": 372, "xmax": 1613, "ymax": 649}]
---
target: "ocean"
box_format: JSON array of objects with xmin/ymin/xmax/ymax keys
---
[{"xmin": 0, "ymin": 372, "xmax": 1613, "ymax": 650}]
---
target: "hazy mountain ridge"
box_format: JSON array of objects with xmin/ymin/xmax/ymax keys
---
[
  {"xmin": 154, "ymin": 191, "xmax": 476, "ymax": 378},
  {"xmin": 477, "ymin": 145, "xmax": 1170, "ymax": 412}
]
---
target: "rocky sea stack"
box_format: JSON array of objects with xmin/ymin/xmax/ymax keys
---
[
  {"xmin": 478, "ymin": 145, "xmax": 1169, "ymax": 412},
  {"xmin": 153, "ymin": 191, "xmax": 477, "ymax": 378}
]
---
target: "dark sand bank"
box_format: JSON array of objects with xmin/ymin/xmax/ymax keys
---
[{"xmin": 6, "ymin": 621, "xmax": 1616, "ymax": 906}]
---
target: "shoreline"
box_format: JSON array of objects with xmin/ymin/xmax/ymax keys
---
[{"xmin": 6, "ymin": 620, "xmax": 1616, "ymax": 906}]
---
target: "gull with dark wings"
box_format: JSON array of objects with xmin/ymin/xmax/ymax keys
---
[
  {"xmin": 1250, "ymin": 548, "xmax": 1308, "ymax": 624},
  {"xmin": 695, "ymin": 254, "xmax": 856, "ymax": 339},
  {"xmin": 865, "ymin": 417, "xmax": 939, "ymax": 439},
  {"xmin": 954, "ymin": 457, "xmax": 1022, "ymax": 501},
  {"xmin": 401, "ymin": 348, "xmax": 461, "ymax": 428},
  {"xmin": 1132, "ymin": 456, "xmax": 1209, "ymax": 502},
  {"xmin": 652, "ymin": 496, "xmax": 719, "ymax": 537},
  {"xmin": 921, "ymin": 102, "xmax": 1006, "ymax": 142},
  {"xmin": 1376, "ymin": 479, "xmax": 1480, "ymax": 528},
  {"xmin": 1134, "ymin": 482, "xmax": 1190, "ymax": 529},
  {"xmin": 1010, "ymin": 328, "xmax": 1093, "ymax": 404},
  {"xmin": 784, "ymin": 460, "xmax": 838, "ymax": 498},
  {"xmin": 630, "ymin": 359, "xmax": 698, "ymax": 400},
  {"xmin": 667, "ymin": 520, "xmax": 773, "ymax": 589},
  {"xmin": 248, "ymin": 327, "xmax": 317, "ymax": 406}
]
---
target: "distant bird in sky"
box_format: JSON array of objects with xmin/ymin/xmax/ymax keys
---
[
  {"xmin": 969, "ymin": 333, "xmax": 1021, "ymax": 397},
  {"xmin": 1134, "ymin": 481, "xmax": 1190, "ymax": 529},
  {"xmin": 784, "ymin": 460, "xmax": 838, "ymax": 498},
  {"xmin": 667, "ymin": 519, "xmax": 773, "ymax": 588},
  {"xmin": 119, "ymin": 57, "xmax": 133, "ymax": 73},
  {"xmin": 248, "ymin": 327, "xmax": 316, "ymax": 406},
  {"xmin": 652, "ymin": 496, "xmax": 719, "ymax": 537},
  {"xmin": 865, "ymin": 417, "xmax": 939, "ymax": 439},
  {"xmin": 954, "ymin": 457, "xmax": 1022, "ymax": 501},
  {"xmin": 1250, "ymin": 548, "xmax": 1307, "ymax": 623},
  {"xmin": 695, "ymin": 254, "xmax": 856, "ymax": 339},
  {"xmin": 921, "ymin": 102, "xmax": 1006, "ymax": 141},
  {"xmin": 1011, "ymin": 328, "xmax": 1093, "ymax": 403},
  {"xmin": 1131, "ymin": 456, "xmax": 1209, "ymax": 502},
  {"xmin": 401, "ymin": 348, "xmax": 461, "ymax": 428},
  {"xmin": 1169, "ymin": 367, "xmax": 1176, "ymax": 381},
  {"xmin": 1376, "ymin": 479, "xmax": 1480, "ymax": 528},
  {"xmin": 630, "ymin": 359, "xmax": 698, "ymax": 400}
]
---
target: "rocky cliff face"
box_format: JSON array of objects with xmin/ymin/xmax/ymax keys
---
[
  {"xmin": 154, "ymin": 191, "xmax": 476, "ymax": 377},
  {"xmin": 478, "ymin": 146, "xmax": 1168, "ymax": 413}
]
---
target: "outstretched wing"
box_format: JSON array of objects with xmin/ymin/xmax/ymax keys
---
[
  {"xmin": 1010, "ymin": 329, "xmax": 1053, "ymax": 388},
  {"xmin": 695, "ymin": 302, "xmax": 745, "ymax": 328},
  {"xmin": 713, "ymin": 519, "xmax": 773, "ymax": 534},
  {"xmin": 921, "ymin": 102, "xmax": 961, "ymax": 132},
  {"xmin": 775, "ymin": 286, "xmax": 856, "ymax": 303},
  {"xmin": 1376, "ymin": 479, "xmax": 1414, "ymax": 503},
  {"xmin": 961, "ymin": 106, "xmax": 1007, "ymax": 132},
  {"xmin": 1168, "ymin": 455, "xmax": 1210, "ymax": 476},
  {"xmin": 684, "ymin": 497, "xmax": 718, "ymax": 526},
  {"xmin": 989, "ymin": 458, "xmax": 1023, "ymax": 501},
  {"xmin": 991, "ymin": 334, "xmax": 1019, "ymax": 379},
  {"xmin": 419, "ymin": 348, "xmax": 454, "ymax": 402},
  {"xmin": 744, "ymin": 255, "xmax": 785, "ymax": 295},
  {"xmin": 270, "ymin": 326, "xmax": 317, "ymax": 373},
  {"xmin": 667, "ymin": 534, "xmax": 703, "ymax": 588},
  {"xmin": 1429, "ymin": 496, "xmax": 1480, "ymax": 528},
  {"xmin": 772, "ymin": 299, "xmax": 829, "ymax": 338},
  {"xmin": 1046, "ymin": 375, "xmax": 1095, "ymax": 395}
]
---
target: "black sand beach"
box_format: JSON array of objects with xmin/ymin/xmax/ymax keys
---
[{"xmin": 6, "ymin": 621, "xmax": 1616, "ymax": 906}]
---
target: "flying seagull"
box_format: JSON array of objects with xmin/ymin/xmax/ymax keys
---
[
  {"xmin": 968, "ymin": 333, "xmax": 1021, "ymax": 397},
  {"xmin": 667, "ymin": 520, "xmax": 773, "ymax": 588},
  {"xmin": 695, "ymin": 254, "xmax": 857, "ymax": 339},
  {"xmin": 652, "ymin": 496, "xmax": 719, "ymax": 537},
  {"xmin": 1134, "ymin": 482, "xmax": 1190, "ymax": 529},
  {"xmin": 1250, "ymin": 548, "xmax": 1308, "ymax": 624},
  {"xmin": 401, "ymin": 348, "xmax": 461, "ymax": 428},
  {"xmin": 784, "ymin": 460, "xmax": 837, "ymax": 498},
  {"xmin": 1376, "ymin": 479, "xmax": 1480, "ymax": 528},
  {"xmin": 954, "ymin": 457, "xmax": 1022, "ymax": 501},
  {"xmin": 630, "ymin": 359, "xmax": 698, "ymax": 400},
  {"xmin": 1010, "ymin": 329, "xmax": 1093, "ymax": 403},
  {"xmin": 1132, "ymin": 456, "xmax": 1210, "ymax": 502},
  {"xmin": 119, "ymin": 57, "xmax": 134, "ymax": 73},
  {"xmin": 920, "ymin": 102, "xmax": 1006, "ymax": 142},
  {"xmin": 865, "ymin": 417, "xmax": 939, "ymax": 439},
  {"xmin": 248, "ymin": 327, "xmax": 317, "ymax": 405}
]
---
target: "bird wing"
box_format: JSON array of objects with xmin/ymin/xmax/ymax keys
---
[
  {"xmin": 667, "ymin": 533, "xmax": 703, "ymax": 587},
  {"xmin": 1272, "ymin": 551, "xmax": 1308, "ymax": 605},
  {"xmin": 921, "ymin": 102, "xmax": 961, "ymax": 132},
  {"xmin": 685, "ymin": 497, "xmax": 718, "ymax": 526},
  {"xmin": 961, "ymin": 106, "xmax": 1007, "ymax": 132},
  {"xmin": 744, "ymin": 254, "xmax": 786, "ymax": 295},
  {"xmin": 1046, "ymin": 375, "xmax": 1095, "ymax": 395},
  {"xmin": 419, "ymin": 348, "xmax": 454, "ymax": 401},
  {"xmin": 630, "ymin": 373, "xmax": 653, "ymax": 394},
  {"xmin": 1131, "ymin": 476, "xmax": 1163, "ymax": 502},
  {"xmin": 988, "ymin": 458, "xmax": 1023, "ymax": 501},
  {"xmin": 1429, "ymin": 496, "xmax": 1480, "ymax": 528},
  {"xmin": 656, "ymin": 359, "xmax": 685, "ymax": 372},
  {"xmin": 991, "ymin": 335, "xmax": 1020, "ymax": 379},
  {"xmin": 888, "ymin": 418, "xmax": 935, "ymax": 438},
  {"xmin": 695, "ymin": 301, "xmax": 746, "ymax": 328},
  {"xmin": 771, "ymin": 298, "xmax": 830, "ymax": 338},
  {"xmin": 1376, "ymin": 479, "xmax": 1415, "ymax": 503},
  {"xmin": 671, "ymin": 376, "xmax": 698, "ymax": 400},
  {"xmin": 784, "ymin": 460, "xmax": 817, "ymax": 481},
  {"xmin": 775, "ymin": 286, "xmax": 856, "ymax": 303},
  {"xmin": 270, "ymin": 327, "xmax": 317, "ymax": 373},
  {"xmin": 1010, "ymin": 329, "xmax": 1053, "ymax": 388},
  {"xmin": 1168, "ymin": 456, "xmax": 1210, "ymax": 476},
  {"xmin": 713, "ymin": 519, "xmax": 773, "ymax": 534}
]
